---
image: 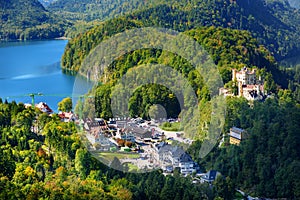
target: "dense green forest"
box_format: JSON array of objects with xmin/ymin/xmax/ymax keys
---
[
  {"xmin": 47, "ymin": 0, "xmax": 164, "ymax": 21},
  {"xmin": 127, "ymin": 0, "xmax": 300, "ymax": 60},
  {"xmin": 1, "ymin": 91, "xmax": 299, "ymax": 198},
  {"xmin": 188, "ymin": 96, "xmax": 300, "ymax": 198},
  {"xmin": 0, "ymin": 100, "xmax": 235, "ymax": 199},
  {"xmin": 59, "ymin": 0, "xmax": 300, "ymax": 61},
  {"xmin": 2, "ymin": 0, "xmax": 300, "ymax": 60},
  {"xmin": 78, "ymin": 26, "xmax": 285, "ymax": 120},
  {"xmin": 0, "ymin": 0, "xmax": 70, "ymax": 40},
  {"xmin": 2, "ymin": 0, "xmax": 300, "ymax": 198},
  {"xmin": 62, "ymin": 20, "xmax": 283, "ymax": 81}
]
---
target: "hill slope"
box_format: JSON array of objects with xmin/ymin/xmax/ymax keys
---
[
  {"xmin": 126, "ymin": 0, "xmax": 300, "ymax": 60},
  {"xmin": 0, "ymin": 0, "xmax": 70, "ymax": 40},
  {"xmin": 47, "ymin": 0, "xmax": 169, "ymax": 21},
  {"xmin": 57, "ymin": 0, "xmax": 300, "ymax": 61}
]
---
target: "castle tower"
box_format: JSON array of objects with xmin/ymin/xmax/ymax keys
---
[
  {"xmin": 238, "ymin": 81, "xmax": 243, "ymax": 97},
  {"xmin": 232, "ymin": 69, "xmax": 237, "ymax": 81}
]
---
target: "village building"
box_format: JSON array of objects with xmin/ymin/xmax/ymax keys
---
[
  {"xmin": 84, "ymin": 118, "xmax": 116, "ymax": 150},
  {"xmin": 86, "ymin": 132, "xmax": 116, "ymax": 151},
  {"xmin": 58, "ymin": 111, "xmax": 75, "ymax": 122},
  {"xmin": 120, "ymin": 131, "xmax": 136, "ymax": 143},
  {"xmin": 200, "ymin": 170, "xmax": 221, "ymax": 183},
  {"xmin": 229, "ymin": 127, "xmax": 247, "ymax": 145},
  {"xmin": 84, "ymin": 118, "xmax": 109, "ymax": 132},
  {"xmin": 155, "ymin": 142, "xmax": 199, "ymax": 174},
  {"xmin": 179, "ymin": 153, "xmax": 199, "ymax": 174},
  {"xmin": 35, "ymin": 102, "xmax": 53, "ymax": 114},
  {"xmin": 122, "ymin": 125, "xmax": 153, "ymax": 142}
]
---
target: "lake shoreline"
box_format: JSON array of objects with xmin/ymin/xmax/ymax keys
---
[
  {"xmin": 0, "ymin": 37, "xmax": 70, "ymax": 43},
  {"xmin": 55, "ymin": 36, "xmax": 71, "ymax": 40},
  {"xmin": 0, "ymin": 40, "xmax": 74, "ymax": 112}
]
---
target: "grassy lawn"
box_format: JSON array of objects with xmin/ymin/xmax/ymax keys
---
[
  {"xmin": 160, "ymin": 122, "xmax": 182, "ymax": 131},
  {"xmin": 124, "ymin": 163, "xmax": 139, "ymax": 172},
  {"xmin": 98, "ymin": 152, "xmax": 140, "ymax": 160}
]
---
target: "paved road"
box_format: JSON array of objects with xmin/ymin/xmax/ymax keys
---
[{"xmin": 154, "ymin": 126, "xmax": 192, "ymax": 145}]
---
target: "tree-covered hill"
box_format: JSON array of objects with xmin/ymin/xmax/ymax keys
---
[
  {"xmin": 69, "ymin": 25, "xmax": 288, "ymax": 140},
  {"xmin": 2, "ymin": 0, "xmax": 300, "ymax": 59},
  {"xmin": 127, "ymin": 0, "xmax": 300, "ymax": 61},
  {"xmin": 54, "ymin": 0, "xmax": 300, "ymax": 61},
  {"xmin": 0, "ymin": 0, "xmax": 71, "ymax": 40},
  {"xmin": 62, "ymin": 19, "xmax": 287, "ymax": 88},
  {"xmin": 189, "ymin": 96, "xmax": 300, "ymax": 198},
  {"xmin": 47, "ymin": 0, "xmax": 170, "ymax": 21}
]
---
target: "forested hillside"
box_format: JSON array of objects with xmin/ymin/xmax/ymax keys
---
[
  {"xmin": 58, "ymin": 0, "xmax": 300, "ymax": 61},
  {"xmin": 188, "ymin": 96, "xmax": 300, "ymax": 198},
  {"xmin": 1, "ymin": 0, "xmax": 300, "ymax": 198},
  {"xmin": 128, "ymin": 0, "xmax": 300, "ymax": 60},
  {"xmin": 74, "ymin": 26, "xmax": 284, "ymax": 121},
  {"xmin": 48, "ymin": 0, "xmax": 163, "ymax": 21},
  {"xmin": 0, "ymin": 0, "xmax": 70, "ymax": 40},
  {"xmin": 0, "ymin": 100, "xmax": 232, "ymax": 199},
  {"xmin": 1, "ymin": 87, "xmax": 299, "ymax": 199},
  {"xmin": 62, "ymin": 21, "xmax": 286, "ymax": 87},
  {"xmin": 2, "ymin": 0, "xmax": 300, "ymax": 59}
]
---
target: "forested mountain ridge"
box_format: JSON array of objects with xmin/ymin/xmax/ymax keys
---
[
  {"xmin": 47, "ymin": 0, "xmax": 170, "ymax": 21},
  {"xmin": 2, "ymin": 0, "xmax": 300, "ymax": 59},
  {"xmin": 128, "ymin": 0, "xmax": 300, "ymax": 61},
  {"xmin": 62, "ymin": 18, "xmax": 288, "ymax": 89},
  {"xmin": 0, "ymin": 0, "xmax": 71, "ymax": 40},
  {"xmin": 53, "ymin": 0, "xmax": 300, "ymax": 61}
]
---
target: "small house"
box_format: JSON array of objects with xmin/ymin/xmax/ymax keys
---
[
  {"xmin": 156, "ymin": 142, "xmax": 199, "ymax": 174},
  {"xmin": 36, "ymin": 102, "xmax": 53, "ymax": 114},
  {"xmin": 200, "ymin": 170, "xmax": 221, "ymax": 183},
  {"xmin": 229, "ymin": 127, "xmax": 247, "ymax": 145}
]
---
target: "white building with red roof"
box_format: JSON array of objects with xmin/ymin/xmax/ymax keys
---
[{"xmin": 35, "ymin": 102, "xmax": 53, "ymax": 114}]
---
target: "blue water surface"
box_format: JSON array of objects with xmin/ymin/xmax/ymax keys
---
[{"xmin": 0, "ymin": 40, "xmax": 92, "ymax": 112}]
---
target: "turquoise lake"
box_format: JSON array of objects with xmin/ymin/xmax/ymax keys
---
[{"xmin": 0, "ymin": 40, "xmax": 92, "ymax": 112}]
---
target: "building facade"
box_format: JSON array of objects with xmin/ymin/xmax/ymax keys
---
[
  {"xmin": 155, "ymin": 142, "xmax": 199, "ymax": 174},
  {"xmin": 233, "ymin": 67, "xmax": 257, "ymax": 85},
  {"xmin": 229, "ymin": 127, "xmax": 247, "ymax": 145},
  {"xmin": 220, "ymin": 67, "xmax": 265, "ymax": 101}
]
